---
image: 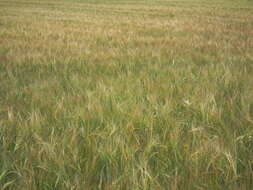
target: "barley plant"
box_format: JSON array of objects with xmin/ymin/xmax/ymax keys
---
[{"xmin": 0, "ymin": 0, "xmax": 253, "ymax": 189}]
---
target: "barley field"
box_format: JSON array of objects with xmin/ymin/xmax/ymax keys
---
[{"xmin": 0, "ymin": 0, "xmax": 253, "ymax": 189}]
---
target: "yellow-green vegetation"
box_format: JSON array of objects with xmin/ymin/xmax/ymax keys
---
[{"xmin": 0, "ymin": 0, "xmax": 253, "ymax": 189}]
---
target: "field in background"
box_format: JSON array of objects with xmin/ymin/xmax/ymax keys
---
[{"xmin": 0, "ymin": 0, "xmax": 253, "ymax": 189}]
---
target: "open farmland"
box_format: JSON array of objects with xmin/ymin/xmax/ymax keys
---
[{"xmin": 0, "ymin": 0, "xmax": 253, "ymax": 189}]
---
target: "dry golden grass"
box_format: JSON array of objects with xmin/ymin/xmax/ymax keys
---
[{"xmin": 1, "ymin": 0, "xmax": 252, "ymax": 63}]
